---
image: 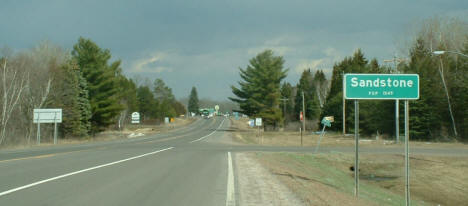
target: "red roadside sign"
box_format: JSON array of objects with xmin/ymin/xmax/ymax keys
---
[{"xmin": 300, "ymin": 112, "xmax": 303, "ymax": 121}]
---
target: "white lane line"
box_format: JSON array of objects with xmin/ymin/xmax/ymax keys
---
[
  {"xmin": 190, "ymin": 118, "xmax": 226, "ymax": 143},
  {"xmin": 0, "ymin": 147, "xmax": 174, "ymax": 197},
  {"xmin": 226, "ymin": 152, "xmax": 236, "ymax": 206}
]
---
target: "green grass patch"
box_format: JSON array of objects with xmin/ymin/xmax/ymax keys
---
[{"xmin": 264, "ymin": 152, "xmax": 428, "ymax": 206}]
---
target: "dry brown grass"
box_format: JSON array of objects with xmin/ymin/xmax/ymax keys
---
[
  {"xmin": 230, "ymin": 118, "xmax": 467, "ymax": 149},
  {"xmin": 231, "ymin": 118, "xmax": 468, "ymax": 205},
  {"xmin": 1, "ymin": 118, "xmax": 196, "ymax": 149},
  {"xmin": 252, "ymin": 152, "xmax": 468, "ymax": 206}
]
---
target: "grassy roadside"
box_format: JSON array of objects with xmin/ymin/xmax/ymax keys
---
[
  {"xmin": 230, "ymin": 118, "xmax": 468, "ymax": 205},
  {"xmin": 230, "ymin": 117, "xmax": 467, "ymax": 149},
  {"xmin": 0, "ymin": 117, "xmax": 196, "ymax": 150},
  {"xmin": 252, "ymin": 152, "xmax": 468, "ymax": 205}
]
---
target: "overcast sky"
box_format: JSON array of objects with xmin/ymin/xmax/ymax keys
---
[{"xmin": 1, "ymin": 0, "xmax": 467, "ymax": 100}]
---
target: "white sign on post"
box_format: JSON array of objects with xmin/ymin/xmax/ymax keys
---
[
  {"xmin": 33, "ymin": 109, "xmax": 62, "ymax": 145},
  {"xmin": 255, "ymin": 118, "xmax": 262, "ymax": 126},
  {"xmin": 131, "ymin": 112, "xmax": 140, "ymax": 124},
  {"xmin": 248, "ymin": 119, "xmax": 255, "ymax": 127},
  {"xmin": 33, "ymin": 109, "xmax": 62, "ymax": 123}
]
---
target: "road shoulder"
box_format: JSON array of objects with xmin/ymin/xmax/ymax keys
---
[{"xmin": 234, "ymin": 152, "xmax": 305, "ymax": 206}]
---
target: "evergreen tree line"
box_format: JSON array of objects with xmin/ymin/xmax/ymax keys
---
[
  {"xmin": 322, "ymin": 19, "xmax": 468, "ymax": 141},
  {"xmin": 321, "ymin": 39, "xmax": 468, "ymax": 141},
  {"xmin": 0, "ymin": 38, "xmax": 186, "ymax": 145},
  {"xmin": 232, "ymin": 18, "xmax": 467, "ymax": 141}
]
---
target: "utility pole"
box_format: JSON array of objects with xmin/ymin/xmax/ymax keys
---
[
  {"xmin": 432, "ymin": 50, "xmax": 468, "ymax": 137},
  {"xmin": 384, "ymin": 56, "xmax": 407, "ymax": 143},
  {"xmin": 302, "ymin": 91, "xmax": 306, "ymax": 133},
  {"xmin": 437, "ymin": 56, "xmax": 458, "ymax": 137}
]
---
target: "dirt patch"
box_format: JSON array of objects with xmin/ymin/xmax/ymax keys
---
[
  {"xmin": 235, "ymin": 152, "xmax": 305, "ymax": 206},
  {"xmin": 253, "ymin": 152, "xmax": 468, "ymax": 206}
]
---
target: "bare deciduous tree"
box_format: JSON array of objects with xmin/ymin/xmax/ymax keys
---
[{"xmin": 0, "ymin": 59, "xmax": 28, "ymax": 144}]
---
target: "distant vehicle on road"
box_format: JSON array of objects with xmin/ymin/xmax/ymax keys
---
[{"xmin": 200, "ymin": 109, "xmax": 210, "ymax": 119}]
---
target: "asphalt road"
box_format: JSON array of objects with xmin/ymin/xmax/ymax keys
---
[
  {"xmin": 0, "ymin": 117, "xmax": 234, "ymax": 206},
  {"xmin": 0, "ymin": 117, "xmax": 467, "ymax": 205}
]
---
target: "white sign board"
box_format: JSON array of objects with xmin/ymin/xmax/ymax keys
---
[
  {"xmin": 164, "ymin": 117, "xmax": 169, "ymax": 124},
  {"xmin": 131, "ymin": 112, "xmax": 140, "ymax": 124},
  {"xmin": 255, "ymin": 118, "xmax": 262, "ymax": 126},
  {"xmin": 33, "ymin": 109, "xmax": 62, "ymax": 123},
  {"xmin": 248, "ymin": 119, "xmax": 255, "ymax": 127}
]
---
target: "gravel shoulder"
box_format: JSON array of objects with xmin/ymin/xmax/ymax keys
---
[
  {"xmin": 210, "ymin": 119, "xmax": 305, "ymax": 206},
  {"xmin": 235, "ymin": 152, "xmax": 305, "ymax": 206}
]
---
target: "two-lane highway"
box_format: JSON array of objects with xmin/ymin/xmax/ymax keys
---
[
  {"xmin": 0, "ymin": 117, "xmax": 233, "ymax": 206},
  {"xmin": 2, "ymin": 116, "xmax": 467, "ymax": 205}
]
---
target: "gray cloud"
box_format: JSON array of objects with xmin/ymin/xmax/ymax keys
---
[{"xmin": 1, "ymin": 0, "xmax": 467, "ymax": 100}]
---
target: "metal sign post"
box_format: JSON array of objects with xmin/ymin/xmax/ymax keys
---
[
  {"xmin": 36, "ymin": 115, "xmax": 41, "ymax": 145},
  {"xmin": 300, "ymin": 127, "xmax": 302, "ymax": 146},
  {"xmin": 54, "ymin": 113, "xmax": 57, "ymax": 144},
  {"xmin": 255, "ymin": 118, "xmax": 262, "ymax": 143},
  {"xmin": 315, "ymin": 117, "xmax": 332, "ymax": 153},
  {"xmin": 354, "ymin": 100, "xmax": 359, "ymax": 197},
  {"xmin": 342, "ymin": 71, "xmax": 346, "ymax": 135},
  {"xmin": 302, "ymin": 92, "xmax": 306, "ymax": 133},
  {"xmin": 396, "ymin": 99, "xmax": 399, "ymax": 143},
  {"xmin": 405, "ymin": 100, "xmax": 410, "ymax": 206}
]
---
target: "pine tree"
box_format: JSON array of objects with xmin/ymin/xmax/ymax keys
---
[
  {"xmin": 72, "ymin": 37, "xmax": 123, "ymax": 133},
  {"xmin": 77, "ymin": 69, "xmax": 91, "ymax": 135},
  {"xmin": 403, "ymin": 38, "xmax": 447, "ymax": 139},
  {"xmin": 137, "ymin": 86, "xmax": 158, "ymax": 120},
  {"xmin": 230, "ymin": 50, "xmax": 287, "ymax": 129},
  {"xmin": 118, "ymin": 77, "xmax": 139, "ymax": 113},
  {"xmin": 48, "ymin": 60, "xmax": 91, "ymax": 137},
  {"xmin": 294, "ymin": 69, "xmax": 321, "ymax": 121},
  {"xmin": 322, "ymin": 49, "xmax": 368, "ymax": 133},
  {"xmin": 153, "ymin": 78, "xmax": 177, "ymax": 118},
  {"xmin": 188, "ymin": 86, "xmax": 199, "ymax": 114}
]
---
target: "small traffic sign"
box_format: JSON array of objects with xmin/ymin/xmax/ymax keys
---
[
  {"xmin": 300, "ymin": 112, "xmax": 303, "ymax": 121},
  {"xmin": 321, "ymin": 117, "xmax": 331, "ymax": 127},
  {"xmin": 131, "ymin": 112, "xmax": 140, "ymax": 124},
  {"xmin": 255, "ymin": 118, "xmax": 262, "ymax": 126}
]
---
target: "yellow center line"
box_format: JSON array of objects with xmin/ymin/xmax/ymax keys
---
[
  {"xmin": 0, "ymin": 154, "xmax": 56, "ymax": 163},
  {"xmin": 0, "ymin": 147, "xmax": 107, "ymax": 163}
]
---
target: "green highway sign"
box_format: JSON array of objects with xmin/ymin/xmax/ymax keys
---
[
  {"xmin": 321, "ymin": 118, "xmax": 331, "ymax": 127},
  {"xmin": 344, "ymin": 74, "xmax": 419, "ymax": 100}
]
